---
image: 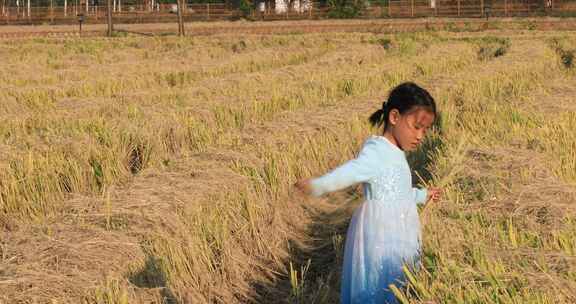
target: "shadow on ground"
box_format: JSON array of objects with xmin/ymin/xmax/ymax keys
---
[{"xmin": 129, "ymin": 253, "xmax": 179, "ymax": 304}]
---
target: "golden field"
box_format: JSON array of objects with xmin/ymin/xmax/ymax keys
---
[{"xmin": 0, "ymin": 24, "xmax": 575, "ymax": 303}]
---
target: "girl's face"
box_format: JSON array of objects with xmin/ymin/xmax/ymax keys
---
[{"xmin": 386, "ymin": 107, "xmax": 435, "ymax": 152}]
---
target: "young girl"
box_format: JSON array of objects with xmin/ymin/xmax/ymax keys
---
[{"xmin": 295, "ymin": 82, "xmax": 441, "ymax": 304}]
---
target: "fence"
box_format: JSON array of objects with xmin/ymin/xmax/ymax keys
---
[
  {"xmin": 1, "ymin": 0, "xmax": 575, "ymax": 25},
  {"xmin": 377, "ymin": 0, "xmax": 576, "ymax": 18},
  {"xmin": 0, "ymin": 3, "xmax": 239, "ymax": 24}
]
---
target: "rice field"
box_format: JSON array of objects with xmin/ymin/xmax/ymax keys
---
[{"xmin": 0, "ymin": 24, "xmax": 575, "ymax": 303}]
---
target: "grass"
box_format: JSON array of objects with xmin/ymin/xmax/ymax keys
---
[
  {"xmin": 474, "ymin": 36, "xmax": 511, "ymax": 61},
  {"xmin": 397, "ymin": 36, "xmax": 576, "ymax": 304},
  {"xmin": 1, "ymin": 28, "xmax": 575, "ymax": 303},
  {"xmin": 548, "ymin": 36, "xmax": 575, "ymax": 69}
]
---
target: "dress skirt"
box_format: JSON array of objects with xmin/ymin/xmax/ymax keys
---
[{"xmin": 340, "ymin": 198, "xmax": 421, "ymax": 304}]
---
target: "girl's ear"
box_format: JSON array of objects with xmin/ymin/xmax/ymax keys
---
[{"xmin": 388, "ymin": 109, "xmax": 400, "ymax": 126}]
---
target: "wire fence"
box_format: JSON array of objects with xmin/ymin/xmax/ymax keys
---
[{"xmin": 1, "ymin": 0, "xmax": 575, "ymax": 25}]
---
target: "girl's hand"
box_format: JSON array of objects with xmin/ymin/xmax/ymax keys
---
[
  {"xmin": 427, "ymin": 187, "xmax": 442, "ymax": 203},
  {"xmin": 294, "ymin": 179, "xmax": 313, "ymax": 196}
]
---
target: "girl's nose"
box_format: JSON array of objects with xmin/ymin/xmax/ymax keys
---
[
  {"xmin": 416, "ymin": 132, "xmax": 424, "ymax": 140},
  {"xmin": 416, "ymin": 130, "xmax": 425, "ymax": 140}
]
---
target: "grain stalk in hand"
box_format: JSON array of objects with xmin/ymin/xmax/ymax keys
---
[{"xmin": 416, "ymin": 135, "xmax": 469, "ymax": 223}]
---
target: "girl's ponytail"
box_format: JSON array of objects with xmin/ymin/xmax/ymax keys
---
[{"xmin": 369, "ymin": 102, "xmax": 388, "ymax": 128}]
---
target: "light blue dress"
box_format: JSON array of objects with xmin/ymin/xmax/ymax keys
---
[{"xmin": 310, "ymin": 136, "xmax": 428, "ymax": 304}]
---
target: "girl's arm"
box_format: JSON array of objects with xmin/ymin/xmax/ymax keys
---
[{"xmin": 305, "ymin": 138, "xmax": 381, "ymax": 197}]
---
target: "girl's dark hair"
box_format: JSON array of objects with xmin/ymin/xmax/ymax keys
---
[{"xmin": 369, "ymin": 82, "xmax": 436, "ymax": 130}]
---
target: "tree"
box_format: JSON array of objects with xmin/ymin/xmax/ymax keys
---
[{"xmin": 327, "ymin": 0, "xmax": 365, "ymax": 18}]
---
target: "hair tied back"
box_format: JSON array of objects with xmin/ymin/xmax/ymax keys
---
[
  {"xmin": 369, "ymin": 106, "xmax": 386, "ymax": 128},
  {"xmin": 368, "ymin": 82, "xmax": 436, "ymax": 130}
]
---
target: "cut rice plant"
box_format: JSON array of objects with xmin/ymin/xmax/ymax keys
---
[{"xmin": 1, "ymin": 29, "xmax": 575, "ymax": 304}]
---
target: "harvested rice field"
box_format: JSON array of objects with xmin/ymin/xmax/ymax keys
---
[{"xmin": 0, "ymin": 25, "xmax": 575, "ymax": 303}]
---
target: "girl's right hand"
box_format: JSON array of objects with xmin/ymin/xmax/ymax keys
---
[
  {"xmin": 427, "ymin": 187, "xmax": 442, "ymax": 203},
  {"xmin": 294, "ymin": 179, "xmax": 313, "ymax": 196}
]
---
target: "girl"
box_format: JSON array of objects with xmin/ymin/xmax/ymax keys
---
[{"xmin": 295, "ymin": 82, "xmax": 441, "ymax": 304}]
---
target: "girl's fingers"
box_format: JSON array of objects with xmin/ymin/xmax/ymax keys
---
[
  {"xmin": 294, "ymin": 179, "xmax": 313, "ymax": 195},
  {"xmin": 429, "ymin": 189, "xmax": 441, "ymax": 202}
]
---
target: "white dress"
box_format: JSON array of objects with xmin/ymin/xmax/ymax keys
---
[{"xmin": 310, "ymin": 136, "xmax": 428, "ymax": 304}]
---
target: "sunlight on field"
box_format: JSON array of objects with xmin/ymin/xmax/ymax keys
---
[{"xmin": 0, "ymin": 28, "xmax": 575, "ymax": 303}]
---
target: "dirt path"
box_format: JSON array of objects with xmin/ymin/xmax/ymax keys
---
[{"xmin": 2, "ymin": 18, "xmax": 576, "ymax": 38}]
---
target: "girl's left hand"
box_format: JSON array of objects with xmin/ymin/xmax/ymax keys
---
[{"xmin": 427, "ymin": 187, "xmax": 442, "ymax": 203}]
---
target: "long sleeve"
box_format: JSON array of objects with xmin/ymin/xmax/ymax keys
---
[
  {"xmin": 310, "ymin": 138, "xmax": 382, "ymax": 197},
  {"xmin": 413, "ymin": 187, "xmax": 428, "ymax": 206}
]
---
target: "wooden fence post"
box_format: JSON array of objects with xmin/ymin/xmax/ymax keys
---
[
  {"xmin": 504, "ymin": 0, "xmax": 507, "ymax": 16},
  {"xmin": 50, "ymin": 0, "xmax": 54, "ymax": 23},
  {"xmin": 480, "ymin": 0, "xmax": 484, "ymax": 17},
  {"xmin": 411, "ymin": 0, "xmax": 414, "ymax": 17},
  {"xmin": 107, "ymin": 0, "xmax": 113, "ymax": 36},
  {"xmin": 177, "ymin": 0, "xmax": 185, "ymax": 36},
  {"xmin": 388, "ymin": 0, "xmax": 391, "ymax": 17},
  {"xmin": 206, "ymin": 3, "xmax": 209, "ymax": 20},
  {"xmin": 457, "ymin": 0, "xmax": 460, "ymax": 16}
]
